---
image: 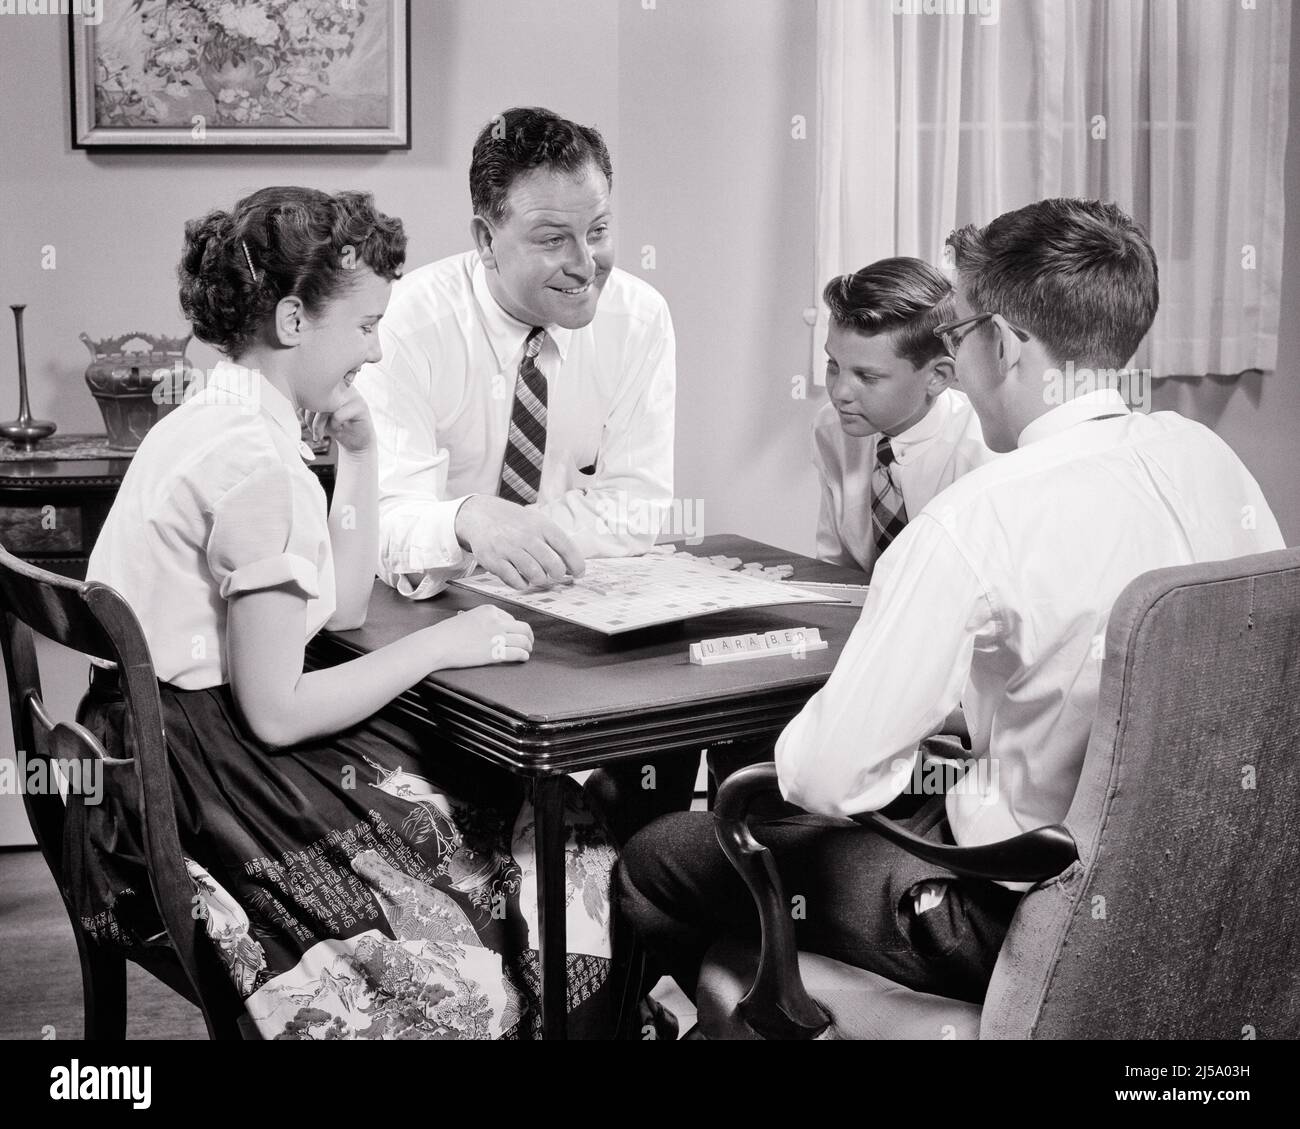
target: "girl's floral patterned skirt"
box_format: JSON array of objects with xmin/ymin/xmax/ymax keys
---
[{"xmin": 72, "ymin": 680, "xmax": 620, "ymax": 1040}]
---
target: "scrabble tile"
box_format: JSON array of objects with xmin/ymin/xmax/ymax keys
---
[{"xmin": 690, "ymin": 628, "xmax": 826, "ymax": 665}]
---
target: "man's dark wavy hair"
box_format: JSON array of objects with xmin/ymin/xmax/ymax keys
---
[{"xmin": 470, "ymin": 107, "xmax": 613, "ymax": 225}]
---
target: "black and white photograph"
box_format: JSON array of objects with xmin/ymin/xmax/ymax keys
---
[{"xmin": 0, "ymin": 0, "xmax": 1295, "ymax": 1101}]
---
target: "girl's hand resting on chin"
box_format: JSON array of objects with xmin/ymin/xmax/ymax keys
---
[{"xmin": 300, "ymin": 384, "xmax": 374, "ymax": 455}]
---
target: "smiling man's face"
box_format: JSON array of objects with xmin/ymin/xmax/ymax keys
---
[{"xmin": 475, "ymin": 162, "xmax": 614, "ymax": 330}]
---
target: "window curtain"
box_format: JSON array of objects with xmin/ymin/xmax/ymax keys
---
[{"xmin": 815, "ymin": 0, "xmax": 1291, "ymax": 379}]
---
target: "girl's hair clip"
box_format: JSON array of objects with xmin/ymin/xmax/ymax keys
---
[{"xmin": 241, "ymin": 239, "xmax": 262, "ymax": 286}]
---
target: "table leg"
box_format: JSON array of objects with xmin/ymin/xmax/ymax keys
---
[{"xmin": 532, "ymin": 775, "xmax": 568, "ymax": 1040}]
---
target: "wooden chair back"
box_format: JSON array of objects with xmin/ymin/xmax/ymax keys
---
[{"xmin": 0, "ymin": 542, "xmax": 239, "ymax": 1038}]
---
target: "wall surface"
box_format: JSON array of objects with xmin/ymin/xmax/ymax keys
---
[{"xmin": 615, "ymin": 0, "xmax": 822, "ymax": 552}]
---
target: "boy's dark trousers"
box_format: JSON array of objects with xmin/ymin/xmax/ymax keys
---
[
  {"xmin": 584, "ymin": 753, "xmax": 701, "ymax": 845},
  {"xmin": 616, "ymin": 739, "xmax": 1022, "ymax": 1017}
]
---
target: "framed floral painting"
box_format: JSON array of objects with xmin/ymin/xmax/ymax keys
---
[{"xmin": 69, "ymin": 0, "xmax": 410, "ymax": 150}]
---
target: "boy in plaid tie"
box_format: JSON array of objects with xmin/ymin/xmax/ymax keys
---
[
  {"xmin": 707, "ymin": 259, "xmax": 993, "ymax": 800},
  {"xmin": 816, "ymin": 257, "xmax": 997, "ymax": 578}
]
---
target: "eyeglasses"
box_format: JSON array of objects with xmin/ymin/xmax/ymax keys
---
[{"xmin": 933, "ymin": 312, "xmax": 1031, "ymax": 358}]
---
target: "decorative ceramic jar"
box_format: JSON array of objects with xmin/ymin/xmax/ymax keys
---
[{"xmin": 80, "ymin": 332, "xmax": 193, "ymax": 451}]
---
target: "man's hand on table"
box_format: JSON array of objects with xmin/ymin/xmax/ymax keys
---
[{"xmin": 455, "ymin": 495, "xmax": 587, "ymax": 591}]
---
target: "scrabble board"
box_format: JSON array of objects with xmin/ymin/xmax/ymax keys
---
[{"xmin": 452, "ymin": 554, "xmax": 841, "ymax": 635}]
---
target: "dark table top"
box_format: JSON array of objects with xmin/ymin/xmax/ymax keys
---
[
  {"xmin": 307, "ymin": 534, "xmax": 868, "ymax": 775},
  {"xmin": 0, "ymin": 454, "xmax": 335, "ymax": 494}
]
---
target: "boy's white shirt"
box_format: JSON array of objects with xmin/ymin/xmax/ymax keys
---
[
  {"xmin": 812, "ymin": 387, "xmax": 995, "ymax": 574},
  {"xmin": 780, "ymin": 390, "xmax": 1286, "ymax": 890}
]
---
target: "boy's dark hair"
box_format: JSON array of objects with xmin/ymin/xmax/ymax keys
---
[
  {"xmin": 823, "ymin": 257, "xmax": 956, "ymax": 369},
  {"xmin": 178, "ymin": 186, "xmax": 406, "ymax": 359},
  {"xmin": 470, "ymin": 107, "xmax": 613, "ymax": 225},
  {"xmin": 946, "ymin": 198, "xmax": 1159, "ymax": 369}
]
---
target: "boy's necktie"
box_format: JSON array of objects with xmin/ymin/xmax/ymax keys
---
[
  {"xmin": 498, "ymin": 327, "xmax": 548, "ymax": 505},
  {"xmin": 870, "ymin": 437, "xmax": 908, "ymax": 562}
]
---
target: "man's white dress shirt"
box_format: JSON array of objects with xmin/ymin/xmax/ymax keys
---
[
  {"xmin": 354, "ymin": 251, "xmax": 676, "ymax": 599},
  {"xmin": 813, "ymin": 388, "xmax": 994, "ymax": 573},
  {"xmin": 87, "ymin": 362, "xmax": 336, "ymax": 690},
  {"xmin": 777, "ymin": 390, "xmax": 1285, "ymax": 888}
]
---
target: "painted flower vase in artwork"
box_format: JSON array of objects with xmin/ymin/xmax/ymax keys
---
[
  {"xmin": 196, "ymin": 28, "xmax": 275, "ymax": 123},
  {"xmin": 81, "ymin": 332, "xmax": 193, "ymax": 451}
]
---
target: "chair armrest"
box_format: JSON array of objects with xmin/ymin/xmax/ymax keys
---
[
  {"xmin": 719, "ymin": 762, "xmax": 1078, "ymax": 882},
  {"xmin": 851, "ymin": 808, "xmax": 1077, "ymax": 884},
  {"xmin": 713, "ymin": 763, "xmax": 831, "ymax": 1039},
  {"xmin": 712, "ymin": 762, "xmax": 1080, "ymax": 1038}
]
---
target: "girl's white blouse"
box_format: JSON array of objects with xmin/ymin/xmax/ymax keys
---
[{"xmin": 87, "ymin": 362, "xmax": 336, "ymax": 689}]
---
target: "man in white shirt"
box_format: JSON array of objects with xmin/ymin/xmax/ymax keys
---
[
  {"xmin": 617, "ymin": 198, "xmax": 1285, "ymax": 1009},
  {"xmin": 355, "ymin": 107, "xmax": 690, "ymax": 839},
  {"xmin": 356, "ymin": 107, "xmax": 674, "ymax": 601},
  {"xmin": 814, "ymin": 257, "xmax": 994, "ymax": 577}
]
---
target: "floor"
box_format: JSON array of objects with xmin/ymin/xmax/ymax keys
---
[
  {"xmin": 0, "ymin": 849, "xmax": 207, "ymax": 1040},
  {"xmin": 651, "ymin": 976, "xmax": 696, "ymax": 1038}
]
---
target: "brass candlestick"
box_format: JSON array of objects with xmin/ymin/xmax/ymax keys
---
[{"xmin": 1, "ymin": 305, "xmax": 57, "ymax": 450}]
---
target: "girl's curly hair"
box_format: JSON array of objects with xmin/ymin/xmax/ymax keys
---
[{"xmin": 178, "ymin": 186, "xmax": 407, "ymax": 358}]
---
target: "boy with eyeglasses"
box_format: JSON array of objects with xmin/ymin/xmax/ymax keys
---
[{"xmin": 616, "ymin": 198, "xmax": 1283, "ymax": 1011}]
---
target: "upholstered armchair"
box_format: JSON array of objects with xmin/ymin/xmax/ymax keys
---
[{"xmin": 695, "ymin": 549, "xmax": 1300, "ymax": 1039}]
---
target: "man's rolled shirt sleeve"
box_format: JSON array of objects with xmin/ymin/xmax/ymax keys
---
[
  {"xmin": 775, "ymin": 513, "xmax": 994, "ymax": 816},
  {"xmin": 356, "ymin": 326, "xmax": 476, "ymax": 600}
]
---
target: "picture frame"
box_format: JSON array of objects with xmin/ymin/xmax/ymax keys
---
[{"xmin": 69, "ymin": 0, "xmax": 410, "ymax": 151}]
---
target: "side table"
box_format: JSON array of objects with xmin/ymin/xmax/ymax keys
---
[{"xmin": 0, "ymin": 434, "xmax": 336, "ymax": 579}]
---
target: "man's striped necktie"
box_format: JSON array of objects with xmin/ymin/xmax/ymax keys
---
[
  {"xmin": 870, "ymin": 436, "xmax": 908, "ymax": 563},
  {"xmin": 498, "ymin": 327, "xmax": 548, "ymax": 506}
]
